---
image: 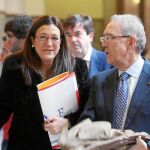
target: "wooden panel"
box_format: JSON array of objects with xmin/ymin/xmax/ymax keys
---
[
  {"xmin": 45, "ymin": 0, "xmax": 104, "ymax": 19},
  {"xmin": 93, "ymin": 19, "xmax": 104, "ymax": 50}
]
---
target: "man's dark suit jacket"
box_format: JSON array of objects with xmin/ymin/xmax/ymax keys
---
[
  {"xmin": 69, "ymin": 48, "xmax": 112, "ymax": 126},
  {"xmin": 77, "ymin": 47, "xmax": 112, "ymax": 113},
  {"xmin": 80, "ymin": 60, "xmax": 150, "ymax": 134}
]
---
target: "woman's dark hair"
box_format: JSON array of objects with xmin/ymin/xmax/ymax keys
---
[{"xmin": 19, "ymin": 16, "xmax": 74, "ymax": 85}]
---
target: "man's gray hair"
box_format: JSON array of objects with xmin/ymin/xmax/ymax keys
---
[{"xmin": 111, "ymin": 14, "xmax": 146, "ymax": 53}]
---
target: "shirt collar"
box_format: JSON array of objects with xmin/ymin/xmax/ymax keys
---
[
  {"xmin": 118, "ymin": 55, "xmax": 144, "ymax": 78},
  {"xmin": 82, "ymin": 47, "xmax": 92, "ymax": 62}
]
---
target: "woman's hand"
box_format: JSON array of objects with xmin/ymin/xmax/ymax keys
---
[{"xmin": 44, "ymin": 116, "xmax": 69, "ymax": 135}]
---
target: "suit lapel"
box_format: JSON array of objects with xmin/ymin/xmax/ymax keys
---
[
  {"xmin": 125, "ymin": 62, "xmax": 150, "ymax": 128},
  {"xmin": 103, "ymin": 69, "xmax": 118, "ymax": 124}
]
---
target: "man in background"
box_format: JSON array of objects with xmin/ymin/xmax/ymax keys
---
[
  {"xmin": 0, "ymin": 15, "xmax": 32, "ymax": 150},
  {"xmin": 63, "ymin": 14, "xmax": 112, "ymax": 126},
  {"xmin": 1, "ymin": 15, "xmax": 32, "ymax": 61},
  {"xmin": 63, "ymin": 14, "xmax": 112, "ymax": 78}
]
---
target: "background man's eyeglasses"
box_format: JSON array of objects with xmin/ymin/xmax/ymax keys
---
[
  {"xmin": 2, "ymin": 34, "xmax": 16, "ymax": 41},
  {"xmin": 99, "ymin": 35, "xmax": 131, "ymax": 43},
  {"xmin": 2, "ymin": 36, "xmax": 7, "ymax": 42}
]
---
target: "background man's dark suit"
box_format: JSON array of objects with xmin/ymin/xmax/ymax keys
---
[{"xmin": 89, "ymin": 48, "xmax": 112, "ymax": 78}]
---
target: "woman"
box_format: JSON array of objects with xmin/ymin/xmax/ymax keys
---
[{"xmin": 0, "ymin": 16, "xmax": 90, "ymax": 150}]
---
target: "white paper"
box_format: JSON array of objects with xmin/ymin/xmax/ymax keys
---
[{"xmin": 37, "ymin": 72, "xmax": 79, "ymax": 148}]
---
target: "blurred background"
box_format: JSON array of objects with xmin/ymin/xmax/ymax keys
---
[{"xmin": 0, "ymin": 0, "xmax": 149, "ymax": 53}]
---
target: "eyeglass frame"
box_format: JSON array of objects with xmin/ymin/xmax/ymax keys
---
[
  {"xmin": 99, "ymin": 35, "xmax": 131, "ymax": 43},
  {"xmin": 2, "ymin": 34, "xmax": 16, "ymax": 42},
  {"xmin": 35, "ymin": 35, "xmax": 61, "ymax": 44}
]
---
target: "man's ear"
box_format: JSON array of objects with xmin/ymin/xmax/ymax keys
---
[
  {"xmin": 88, "ymin": 32, "xmax": 94, "ymax": 42},
  {"xmin": 128, "ymin": 35, "xmax": 137, "ymax": 47}
]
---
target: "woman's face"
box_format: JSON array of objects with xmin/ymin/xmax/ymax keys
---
[{"xmin": 32, "ymin": 24, "xmax": 61, "ymax": 65}]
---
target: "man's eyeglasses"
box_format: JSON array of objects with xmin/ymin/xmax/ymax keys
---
[
  {"xmin": 2, "ymin": 34, "xmax": 16, "ymax": 41},
  {"xmin": 99, "ymin": 35, "xmax": 131, "ymax": 43},
  {"xmin": 2, "ymin": 36, "xmax": 7, "ymax": 42},
  {"xmin": 36, "ymin": 35, "xmax": 61, "ymax": 44}
]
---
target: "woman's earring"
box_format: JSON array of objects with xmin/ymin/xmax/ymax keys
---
[{"xmin": 32, "ymin": 45, "xmax": 34, "ymax": 48}]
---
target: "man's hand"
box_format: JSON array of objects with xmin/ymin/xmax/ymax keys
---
[{"xmin": 129, "ymin": 136, "xmax": 148, "ymax": 150}]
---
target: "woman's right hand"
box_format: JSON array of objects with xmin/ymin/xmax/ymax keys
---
[{"xmin": 44, "ymin": 116, "xmax": 69, "ymax": 135}]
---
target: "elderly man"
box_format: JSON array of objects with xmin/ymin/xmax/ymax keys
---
[{"xmin": 79, "ymin": 14, "xmax": 150, "ymax": 149}]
